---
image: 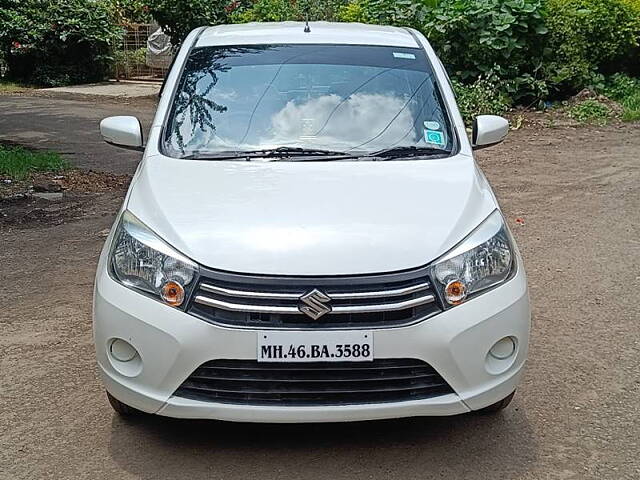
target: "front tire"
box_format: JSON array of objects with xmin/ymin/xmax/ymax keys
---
[
  {"xmin": 106, "ymin": 391, "xmax": 141, "ymax": 417},
  {"xmin": 476, "ymin": 391, "xmax": 515, "ymax": 414}
]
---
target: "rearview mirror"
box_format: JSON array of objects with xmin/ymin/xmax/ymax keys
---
[
  {"xmin": 100, "ymin": 116, "xmax": 144, "ymax": 151},
  {"xmin": 472, "ymin": 115, "xmax": 509, "ymax": 149}
]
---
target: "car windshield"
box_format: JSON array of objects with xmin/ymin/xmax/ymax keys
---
[{"xmin": 163, "ymin": 44, "xmax": 454, "ymax": 160}]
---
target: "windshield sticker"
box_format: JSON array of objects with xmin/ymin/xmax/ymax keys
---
[
  {"xmin": 425, "ymin": 129, "xmax": 445, "ymax": 146},
  {"xmin": 423, "ymin": 120, "xmax": 441, "ymax": 130},
  {"xmin": 393, "ymin": 52, "xmax": 416, "ymax": 60}
]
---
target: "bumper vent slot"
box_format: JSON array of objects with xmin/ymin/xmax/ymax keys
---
[{"xmin": 174, "ymin": 359, "xmax": 454, "ymax": 406}]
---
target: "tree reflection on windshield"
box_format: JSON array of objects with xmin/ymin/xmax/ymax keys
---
[{"xmin": 168, "ymin": 46, "xmax": 273, "ymax": 152}]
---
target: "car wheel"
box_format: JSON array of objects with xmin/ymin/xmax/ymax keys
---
[
  {"xmin": 476, "ymin": 391, "xmax": 515, "ymax": 414},
  {"xmin": 106, "ymin": 391, "xmax": 141, "ymax": 416}
]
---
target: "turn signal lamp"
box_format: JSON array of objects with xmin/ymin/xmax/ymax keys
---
[
  {"xmin": 444, "ymin": 280, "xmax": 467, "ymax": 305},
  {"xmin": 161, "ymin": 281, "xmax": 186, "ymax": 307}
]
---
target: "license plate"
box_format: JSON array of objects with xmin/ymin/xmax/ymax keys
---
[{"xmin": 257, "ymin": 331, "xmax": 373, "ymax": 362}]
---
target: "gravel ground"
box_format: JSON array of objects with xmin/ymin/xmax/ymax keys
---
[{"xmin": 0, "ymin": 115, "xmax": 639, "ymax": 479}]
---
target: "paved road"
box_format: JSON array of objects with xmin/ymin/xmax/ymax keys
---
[
  {"xmin": 1, "ymin": 97, "xmax": 639, "ymax": 478},
  {"xmin": 0, "ymin": 94, "xmax": 155, "ymax": 175}
]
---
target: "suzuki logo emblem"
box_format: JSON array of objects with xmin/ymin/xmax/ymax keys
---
[{"xmin": 299, "ymin": 288, "xmax": 332, "ymax": 320}]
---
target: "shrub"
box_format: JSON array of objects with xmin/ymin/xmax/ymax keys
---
[
  {"xmin": 423, "ymin": 0, "xmax": 549, "ymax": 102},
  {"xmin": 146, "ymin": 0, "xmax": 230, "ymax": 46},
  {"xmin": 568, "ymin": 99, "xmax": 612, "ymax": 123},
  {"xmin": 108, "ymin": 0, "xmax": 153, "ymax": 25},
  {"xmin": 337, "ymin": 0, "xmax": 369, "ymax": 22},
  {"xmin": 452, "ymin": 78, "xmax": 510, "ymax": 123},
  {"xmin": 113, "ymin": 48, "xmax": 147, "ymax": 78},
  {"xmin": 0, "ymin": 0, "xmax": 121, "ymax": 87},
  {"xmin": 543, "ymin": 0, "xmax": 640, "ymax": 93},
  {"xmin": 600, "ymin": 73, "xmax": 640, "ymax": 121},
  {"xmin": 618, "ymin": 0, "xmax": 640, "ymax": 77},
  {"xmin": 601, "ymin": 73, "xmax": 640, "ymax": 100},
  {"xmin": 230, "ymin": 0, "xmax": 346, "ymax": 23},
  {"xmin": 337, "ymin": 0, "xmax": 431, "ymax": 27}
]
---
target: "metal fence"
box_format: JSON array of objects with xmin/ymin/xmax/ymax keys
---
[{"xmin": 114, "ymin": 24, "xmax": 170, "ymax": 81}]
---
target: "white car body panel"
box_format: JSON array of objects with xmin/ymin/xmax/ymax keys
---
[
  {"xmin": 195, "ymin": 22, "xmax": 421, "ymax": 48},
  {"xmin": 94, "ymin": 22, "xmax": 531, "ymax": 422},
  {"xmin": 127, "ymin": 154, "xmax": 495, "ymax": 275},
  {"xmin": 94, "ymin": 245, "xmax": 529, "ymax": 421}
]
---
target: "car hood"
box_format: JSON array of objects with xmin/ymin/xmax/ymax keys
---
[{"xmin": 126, "ymin": 154, "xmax": 497, "ymax": 275}]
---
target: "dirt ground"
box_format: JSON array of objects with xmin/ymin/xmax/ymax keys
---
[{"xmin": 1, "ymin": 113, "xmax": 639, "ymax": 479}]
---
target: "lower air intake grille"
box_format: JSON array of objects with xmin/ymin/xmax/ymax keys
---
[{"xmin": 174, "ymin": 359, "xmax": 454, "ymax": 406}]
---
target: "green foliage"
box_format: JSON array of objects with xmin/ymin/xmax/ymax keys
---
[
  {"xmin": 113, "ymin": 48, "xmax": 147, "ymax": 78},
  {"xmin": 543, "ymin": 0, "xmax": 640, "ymax": 92},
  {"xmin": 618, "ymin": 91, "xmax": 640, "ymax": 118},
  {"xmin": 567, "ymin": 99, "xmax": 612, "ymax": 124},
  {"xmin": 452, "ymin": 79, "xmax": 510, "ymax": 122},
  {"xmin": 336, "ymin": 0, "xmax": 431, "ymax": 27},
  {"xmin": 424, "ymin": 0, "xmax": 549, "ymax": 102},
  {"xmin": 334, "ymin": 0, "xmax": 639, "ymax": 105},
  {"xmin": 0, "ymin": 0, "xmax": 121, "ymax": 87},
  {"xmin": 230, "ymin": 0, "xmax": 346, "ymax": 23},
  {"xmin": 337, "ymin": 0, "xmax": 369, "ymax": 22},
  {"xmin": 146, "ymin": 0, "xmax": 231, "ymax": 46},
  {"xmin": 601, "ymin": 73, "xmax": 640, "ymax": 100},
  {"xmin": 601, "ymin": 73, "xmax": 640, "ymax": 121},
  {"xmin": 0, "ymin": 144, "xmax": 68, "ymax": 180},
  {"xmin": 621, "ymin": 92, "xmax": 640, "ymax": 121},
  {"xmin": 108, "ymin": 0, "xmax": 153, "ymax": 25}
]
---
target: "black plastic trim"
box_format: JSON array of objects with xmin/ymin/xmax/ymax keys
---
[{"xmin": 174, "ymin": 358, "xmax": 454, "ymax": 406}]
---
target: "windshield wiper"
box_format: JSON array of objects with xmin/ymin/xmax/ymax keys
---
[
  {"xmin": 182, "ymin": 146, "xmax": 450, "ymax": 161},
  {"xmin": 260, "ymin": 146, "xmax": 349, "ymax": 157},
  {"xmin": 182, "ymin": 146, "xmax": 350, "ymax": 161},
  {"xmin": 366, "ymin": 145, "xmax": 451, "ymax": 159}
]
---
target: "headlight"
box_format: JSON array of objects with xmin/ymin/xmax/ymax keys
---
[
  {"xmin": 109, "ymin": 211, "xmax": 198, "ymax": 307},
  {"xmin": 430, "ymin": 210, "xmax": 514, "ymax": 306}
]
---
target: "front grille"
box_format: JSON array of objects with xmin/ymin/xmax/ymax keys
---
[
  {"xmin": 187, "ymin": 267, "xmax": 441, "ymax": 328},
  {"xmin": 174, "ymin": 359, "xmax": 454, "ymax": 406}
]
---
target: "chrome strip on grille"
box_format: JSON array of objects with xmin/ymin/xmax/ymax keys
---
[
  {"xmin": 200, "ymin": 281, "xmax": 431, "ymax": 301},
  {"xmin": 200, "ymin": 283, "xmax": 301, "ymax": 300},
  {"xmin": 194, "ymin": 296, "xmax": 300, "ymax": 314}
]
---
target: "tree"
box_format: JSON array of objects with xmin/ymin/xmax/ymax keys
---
[{"xmin": 147, "ymin": 0, "xmax": 231, "ymax": 46}]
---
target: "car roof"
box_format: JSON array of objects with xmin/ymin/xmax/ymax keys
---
[{"xmin": 196, "ymin": 22, "xmax": 420, "ymax": 48}]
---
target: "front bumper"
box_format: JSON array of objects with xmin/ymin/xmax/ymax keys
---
[{"xmin": 93, "ymin": 256, "xmax": 530, "ymax": 423}]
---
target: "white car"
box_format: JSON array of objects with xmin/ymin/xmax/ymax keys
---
[{"xmin": 95, "ymin": 22, "xmax": 530, "ymax": 422}]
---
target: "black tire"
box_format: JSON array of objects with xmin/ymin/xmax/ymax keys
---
[
  {"xmin": 476, "ymin": 391, "xmax": 515, "ymax": 414},
  {"xmin": 106, "ymin": 391, "xmax": 141, "ymax": 417}
]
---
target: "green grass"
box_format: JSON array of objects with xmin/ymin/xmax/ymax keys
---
[
  {"xmin": 0, "ymin": 80, "xmax": 32, "ymax": 93},
  {"xmin": 601, "ymin": 74, "xmax": 640, "ymax": 123},
  {"xmin": 0, "ymin": 144, "xmax": 69, "ymax": 180},
  {"xmin": 621, "ymin": 91, "xmax": 640, "ymax": 122}
]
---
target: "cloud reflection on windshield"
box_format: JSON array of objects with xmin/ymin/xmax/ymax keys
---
[{"xmin": 263, "ymin": 93, "xmax": 416, "ymax": 150}]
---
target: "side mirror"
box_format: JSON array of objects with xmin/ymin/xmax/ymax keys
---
[
  {"xmin": 472, "ymin": 115, "xmax": 509, "ymax": 149},
  {"xmin": 100, "ymin": 116, "xmax": 144, "ymax": 151}
]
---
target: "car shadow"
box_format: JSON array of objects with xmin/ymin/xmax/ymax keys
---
[{"xmin": 108, "ymin": 401, "xmax": 538, "ymax": 479}]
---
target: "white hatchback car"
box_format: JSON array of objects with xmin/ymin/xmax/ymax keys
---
[{"xmin": 95, "ymin": 22, "xmax": 530, "ymax": 422}]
